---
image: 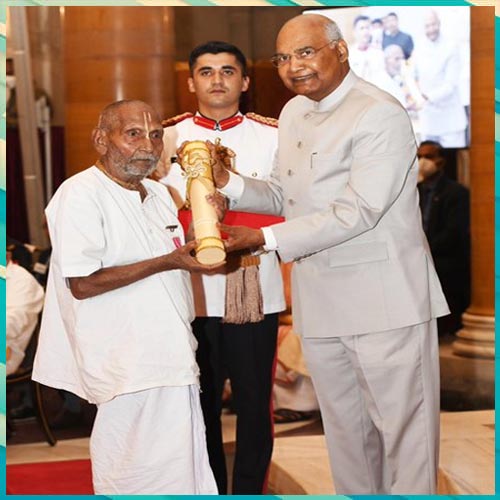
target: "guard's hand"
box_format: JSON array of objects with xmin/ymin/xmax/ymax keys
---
[
  {"xmin": 175, "ymin": 141, "xmax": 189, "ymax": 159},
  {"xmin": 205, "ymin": 140, "xmax": 234, "ymax": 189},
  {"xmin": 206, "ymin": 192, "xmax": 228, "ymax": 222},
  {"xmin": 168, "ymin": 240, "xmax": 225, "ymax": 274},
  {"xmin": 218, "ymin": 223, "xmax": 265, "ymax": 253}
]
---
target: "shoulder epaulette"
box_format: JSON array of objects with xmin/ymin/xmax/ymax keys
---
[
  {"xmin": 245, "ymin": 112, "xmax": 278, "ymax": 128},
  {"xmin": 162, "ymin": 112, "xmax": 194, "ymax": 128}
]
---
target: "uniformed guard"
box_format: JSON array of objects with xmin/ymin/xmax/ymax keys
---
[{"xmin": 155, "ymin": 41, "xmax": 285, "ymax": 495}]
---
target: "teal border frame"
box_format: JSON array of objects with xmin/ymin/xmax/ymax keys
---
[{"xmin": 1, "ymin": 1, "xmax": 495, "ymax": 499}]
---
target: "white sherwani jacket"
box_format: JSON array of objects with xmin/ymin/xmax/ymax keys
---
[{"xmin": 229, "ymin": 71, "xmax": 449, "ymax": 338}]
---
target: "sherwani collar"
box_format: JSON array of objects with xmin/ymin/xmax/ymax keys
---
[{"xmin": 312, "ymin": 70, "xmax": 358, "ymax": 112}]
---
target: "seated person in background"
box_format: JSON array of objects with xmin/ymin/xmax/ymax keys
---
[
  {"xmin": 417, "ymin": 141, "xmax": 470, "ymax": 336},
  {"xmin": 8, "ymin": 235, "xmax": 86, "ymax": 427},
  {"xmin": 6, "ymin": 246, "xmax": 45, "ymax": 376},
  {"xmin": 273, "ymin": 262, "xmax": 318, "ymax": 423},
  {"xmin": 6, "ymin": 236, "xmax": 34, "ymax": 272},
  {"xmin": 273, "ymin": 324, "xmax": 319, "ymax": 423}
]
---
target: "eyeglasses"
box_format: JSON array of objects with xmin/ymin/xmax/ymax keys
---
[{"xmin": 270, "ymin": 40, "xmax": 338, "ymax": 68}]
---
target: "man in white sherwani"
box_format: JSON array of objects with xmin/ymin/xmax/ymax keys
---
[
  {"xmin": 208, "ymin": 14, "xmax": 449, "ymax": 495},
  {"xmin": 413, "ymin": 9, "xmax": 467, "ymax": 148}
]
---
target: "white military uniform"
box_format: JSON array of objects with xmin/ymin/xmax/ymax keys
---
[
  {"xmin": 33, "ymin": 167, "xmax": 217, "ymax": 494},
  {"xmin": 161, "ymin": 112, "xmax": 285, "ymax": 317},
  {"xmin": 160, "ymin": 112, "xmax": 285, "ymax": 494}
]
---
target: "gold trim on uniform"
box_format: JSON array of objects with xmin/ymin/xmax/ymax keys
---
[
  {"xmin": 245, "ymin": 112, "xmax": 278, "ymax": 128},
  {"xmin": 161, "ymin": 112, "xmax": 194, "ymax": 128}
]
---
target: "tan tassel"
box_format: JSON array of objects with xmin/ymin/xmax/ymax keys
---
[{"xmin": 223, "ymin": 253, "xmax": 264, "ymax": 324}]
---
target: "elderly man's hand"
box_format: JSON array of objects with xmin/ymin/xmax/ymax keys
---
[
  {"xmin": 218, "ymin": 223, "xmax": 265, "ymax": 253},
  {"xmin": 205, "ymin": 140, "xmax": 235, "ymax": 189},
  {"xmin": 168, "ymin": 240, "xmax": 225, "ymax": 274},
  {"xmin": 206, "ymin": 191, "xmax": 228, "ymax": 222}
]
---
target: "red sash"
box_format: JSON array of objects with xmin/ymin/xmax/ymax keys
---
[{"xmin": 177, "ymin": 210, "xmax": 284, "ymax": 235}]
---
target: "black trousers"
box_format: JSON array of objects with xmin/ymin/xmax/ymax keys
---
[{"xmin": 193, "ymin": 314, "xmax": 279, "ymax": 494}]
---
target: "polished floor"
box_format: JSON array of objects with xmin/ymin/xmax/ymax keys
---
[{"xmin": 6, "ymin": 409, "xmax": 494, "ymax": 495}]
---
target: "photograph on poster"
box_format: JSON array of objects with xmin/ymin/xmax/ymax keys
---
[{"xmin": 306, "ymin": 6, "xmax": 470, "ymax": 148}]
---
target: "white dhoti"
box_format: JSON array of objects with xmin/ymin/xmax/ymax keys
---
[
  {"xmin": 302, "ymin": 321, "xmax": 440, "ymax": 494},
  {"xmin": 90, "ymin": 385, "xmax": 218, "ymax": 494}
]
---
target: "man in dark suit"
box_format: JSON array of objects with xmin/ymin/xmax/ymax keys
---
[{"xmin": 417, "ymin": 140, "xmax": 471, "ymax": 336}]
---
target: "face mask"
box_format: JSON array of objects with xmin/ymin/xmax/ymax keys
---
[
  {"xmin": 418, "ymin": 157, "xmax": 438, "ymax": 182},
  {"xmin": 6, "ymin": 75, "xmax": 16, "ymax": 89}
]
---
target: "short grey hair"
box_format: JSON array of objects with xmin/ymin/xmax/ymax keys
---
[
  {"xmin": 97, "ymin": 99, "xmax": 146, "ymax": 132},
  {"xmin": 325, "ymin": 19, "xmax": 343, "ymax": 42}
]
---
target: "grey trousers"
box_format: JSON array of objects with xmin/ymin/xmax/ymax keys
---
[{"xmin": 302, "ymin": 320, "xmax": 440, "ymax": 494}]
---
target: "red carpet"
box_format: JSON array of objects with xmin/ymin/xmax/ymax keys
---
[{"xmin": 7, "ymin": 459, "xmax": 93, "ymax": 494}]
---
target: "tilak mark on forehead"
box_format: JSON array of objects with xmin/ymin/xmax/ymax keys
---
[{"xmin": 143, "ymin": 111, "xmax": 154, "ymax": 134}]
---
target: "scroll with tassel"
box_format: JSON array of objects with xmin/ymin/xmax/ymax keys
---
[{"xmin": 178, "ymin": 140, "xmax": 226, "ymax": 265}]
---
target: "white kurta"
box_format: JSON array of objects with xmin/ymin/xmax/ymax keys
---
[
  {"xmin": 33, "ymin": 167, "xmax": 199, "ymax": 404},
  {"xmin": 160, "ymin": 113, "xmax": 285, "ymax": 317},
  {"xmin": 6, "ymin": 262, "xmax": 44, "ymax": 375}
]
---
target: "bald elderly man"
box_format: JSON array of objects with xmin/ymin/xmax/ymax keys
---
[
  {"xmin": 413, "ymin": 9, "xmax": 467, "ymax": 147},
  {"xmin": 33, "ymin": 100, "xmax": 220, "ymax": 494},
  {"xmin": 209, "ymin": 13, "xmax": 448, "ymax": 495}
]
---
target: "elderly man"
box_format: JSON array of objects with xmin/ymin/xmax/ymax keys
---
[
  {"xmin": 33, "ymin": 100, "xmax": 219, "ymax": 495},
  {"xmin": 207, "ymin": 13, "xmax": 449, "ymax": 495},
  {"xmin": 413, "ymin": 9, "xmax": 467, "ymax": 147},
  {"xmin": 372, "ymin": 44, "xmax": 422, "ymax": 111}
]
